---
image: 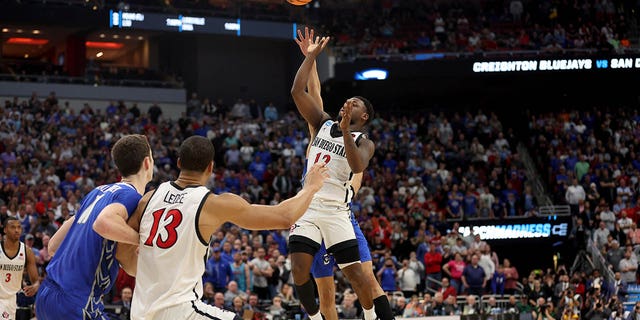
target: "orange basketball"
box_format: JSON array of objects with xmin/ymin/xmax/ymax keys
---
[{"xmin": 287, "ymin": 0, "xmax": 311, "ymax": 6}]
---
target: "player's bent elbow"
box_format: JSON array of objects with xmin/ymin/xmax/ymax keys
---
[{"xmin": 92, "ymin": 217, "xmax": 110, "ymax": 238}]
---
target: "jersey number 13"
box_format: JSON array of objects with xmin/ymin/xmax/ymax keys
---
[{"xmin": 144, "ymin": 208, "xmax": 183, "ymax": 249}]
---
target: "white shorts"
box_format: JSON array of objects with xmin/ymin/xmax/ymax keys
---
[
  {"xmin": 289, "ymin": 200, "xmax": 357, "ymax": 251},
  {"xmin": 132, "ymin": 300, "xmax": 238, "ymax": 320},
  {"xmin": 0, "ymin": 298, "xmax": 16, "ymax": 320}
]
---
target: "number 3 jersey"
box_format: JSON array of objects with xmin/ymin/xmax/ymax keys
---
[
  {"xmin": 0, "ymin": 242, "xmax": 25, "ymax": 300},
  {"xmin": 132, "ymin": 182, "xmax": 211, "ymax": 319},
  {"xmin": 306, "ymin": 120, "xmax": 367, "ymax": 204}
]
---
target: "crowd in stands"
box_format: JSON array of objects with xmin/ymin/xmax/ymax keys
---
[
  {"xmin": 320, "ymin": 0, "xmax": 636, "ymax": 60},
  {"xmin": 525, "ymin": 106, "xmax": 640, "ymax": 319},
  {"xmin": 527, "ymin": 107, "xmax": 640, "ymax": 229},
  {"xmin": 1, "ymin": 90, "xmax": 638, "ymax": 319}
]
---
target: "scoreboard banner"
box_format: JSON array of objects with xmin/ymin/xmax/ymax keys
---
[
  {"xmin": 457, "ymin": 216, "xmax": 570, "ymax": 241},
  {"xmin": 109, "ymin": 10, "xmax": 296, "ymax": 40}
]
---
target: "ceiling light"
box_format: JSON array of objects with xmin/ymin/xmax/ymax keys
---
[
  {"xmin": 24, "ymin": 54, "xmax": 29, "ymax": 58},
  {"xmin": 96, "ymin": 52, "xmax": 104, "ymax": 57},
  {"xmin": 113, "ymin": 35, "xmax": 119, "ymax": 39},
  {"xmin": 137, "ymin": 36, "xmax": 143, "ymax": 40},
  {"xmin": 125, "ymin": 35, "xmax": 131, "ymax": 39},
  {"xmin": 16, "ymin": 29, "xmax": 23, "ymax": 33},
  {"xmin": 32, "ymin": 30, "xmax": 40, "ymax": 34},
  {"xmin": 2, "ymin": 28, "xmax": 9, "ymax": 33},
  {"xmin": 99, "ymin": 34, "xmax": 106, "ymax": 38},
  {"xmin": 7, "ymin": 37, "xmax": 49, "ymax": 45},
  {"xmin": 85, "ymin": 41, "xmax": 124, "ymax": 49}
]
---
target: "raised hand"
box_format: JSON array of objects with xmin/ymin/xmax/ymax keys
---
[
  {"xmin": 295, "ymin": 26, "xmax": 315, "ymax": 56},
  {"xmin": 307, "ymin": 35, "xmax": 330, "ymax": 58},
  {"xmin": 339, "ymin": 102, "xmax": 352, "ymax": 131},
  {"xmin": 304, "ymin": 163, "xmax": 329, "ymax": 192}
]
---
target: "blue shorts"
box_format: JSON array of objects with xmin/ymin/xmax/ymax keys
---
[
  {"xmin": 311, "ymin": 213, "xmax": 371, "ymax": 278},
  {"xmin": 35, "ymin": 279, "xmax": 108, "ymax": 320}
]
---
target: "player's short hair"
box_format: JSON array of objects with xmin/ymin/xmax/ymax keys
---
[
  {"xmin": 111, "ymin": 134, "xmax": 151, "ymax": 177},
  {"xmin": 4, "ymin": 216, "xmax": 18, "ymax": 225},
  {"xmin": 353, "ymin": 96, "xmax": 374, "ymax": 125},
  {"xmin": 179, "ymin": 136, "xmax": 215, "ymax": 172}
]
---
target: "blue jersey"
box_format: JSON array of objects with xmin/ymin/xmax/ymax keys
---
[{"xmin": 43, "ymin": 183, "xmax": 140, "ymax": 314}]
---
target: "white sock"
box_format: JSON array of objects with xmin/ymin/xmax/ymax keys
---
[
  {"xmin": 308, "ymin": 312, "xmax": 323, "ymax": 320},
  {"xmin": 363, "ymin": 307, "xmax": 376, "ymax": 320}
]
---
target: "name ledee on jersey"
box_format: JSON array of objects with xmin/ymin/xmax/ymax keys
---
[{"xmin": 163, "ymin": 191, "xmax": 187, "ymax": 204}]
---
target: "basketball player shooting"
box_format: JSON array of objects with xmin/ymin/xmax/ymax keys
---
[
  {"xmin": 116, "ymin": 136, "xmax": 328, "ymax": 320},
  {"xmin": 295, "ymin": 27, "xmax": 395, "ymax": 320},
  {"xmin": 288, "ymin": 32, "xmax": 378, "ymax": 320}
]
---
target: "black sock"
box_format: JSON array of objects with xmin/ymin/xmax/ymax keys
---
[
  {"xmin": 295, "ymin": 279, "xmax": 320, "ymax": 316},
  {"xmin": 373, "ymin": 295, "xmax": 394, "ymax": 320}
]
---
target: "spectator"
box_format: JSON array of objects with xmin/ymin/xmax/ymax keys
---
[
  {"xmin": 443, "ymin": 252, "xmax": 466, "ymax": 294},
  {"xmin": 566, "ymin": 178, "xmax": 586, "ymax": 216},
  {"xmin": 204, "ymin": 247, "xmax": 233, "ymax": 293},
  {"xmin": 462, "ymin": 254, "xmax": 486, "ymax": 296},
  {"xmin": 377, "ymin": 258, "xmax": 398, "ymax": 293},
  {"xmin": 424, "ymin": 242, "xmax": 443, "ymax": 290},
  {"xmin": 224, "ymin": 281, "xmax": 247, "ymax": 307},
  {"xmin": 438, "ymin": 277, "xmax": 457, "ymax": 301},
  {"xmin": 113, "ymin": 286, "xmax": 132, "ymax": 320},
  {"xmin": 392, "ymin": 296, "xmax": 406, "ymax": 317},
  {"xmin": 201, "ymin": 282, "xmax": 215, "ymax": 305},
  {"xmin": 462, "ymin": 294, "xmax": 480, "ymax": 315},
  {"xmin": 593, "ymin": 222, "xmax": 610, "ymax": 249},
  {"xmin": 230, "ymin": 252, "xmax": 251, "ymax": 293},
  {"xmin": 213, "ymin": 292, "xmax": 226, "ymax": 310},
  {"xmin": 402, "ymin": 295, "xmax": 425, "ymax": 318},
  {"xmin": 618, "ymin": 251, "xmax": 637, "ymax": 284},
  {"xmin": 491, "ymin": 265, "xmax": 506, "ymax": 296},
  {"xmin": 264, "ymin": 102, "xmax": 278, "ymax": 122},
  {"xmin": 267, "ymin": 295, "xmax": 284, "ymax": 317},
  {"xmin": 230, "ymin": 296, "xmax": 245, "ymax": 319},
  {"xmin": 397, "ymin": 259, "xmax": 418, "ymax": 298},
  {"xmin": 339, "ymin": 291, "xmax": 361, "ymax": 319},
  {"xmin": 250, "ymin": 247, "xmax": 273, "ymax": 300}
]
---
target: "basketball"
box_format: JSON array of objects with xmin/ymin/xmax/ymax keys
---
[{"xmin": 287, "ymin": 0, "xmax": 311, "ymax": 6}]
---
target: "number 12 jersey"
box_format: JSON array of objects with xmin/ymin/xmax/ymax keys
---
[{"xmin": 305, "ymin": 120, "xmax": 366, "ymax": 204}]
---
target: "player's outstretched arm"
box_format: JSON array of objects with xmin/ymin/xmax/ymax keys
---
[
  {"xmin": 116, "ymin": 191, "xmax": 153, "ymax": 276},
  {"xmin": 339, "ymin": 103, "xmax": 375, "ymax": 173},
  {"xmin": 291, "ymin": 35, "xmax": 331, "ymax": 131},
  {"xmin": 48, "ymin": 216, "xmax": 74, "ymax": 256},
  {"xmin": 219, "ymin": 163, "xmax": 328, "ymax": 230},
  {"xmin": 22, "ymin": 247, "xmax": 40, "ymax": 296},
  {"xmin": 295, "ymin": 27, "xmax": 323, "ymax": 110}
]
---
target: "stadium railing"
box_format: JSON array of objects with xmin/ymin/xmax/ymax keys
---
[
  {"xmin": 517, "ymin": 143, "xmax": 553, "ymax": 208},
  {"xmin": 0, "ymin": 73, "xmax": 182, "ymax": 88}
]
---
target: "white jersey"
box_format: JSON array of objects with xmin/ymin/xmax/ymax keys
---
[
  {"xmin": 305, "ymin": 120, "xmax": 366, "ymax": 204},
  {"xmin": 0, "ymin": 242, "xmax": 25, "ymax": 300},
  {"xmin": 131, "ymin": 182, "xmax": 211, "ymax": 320}
]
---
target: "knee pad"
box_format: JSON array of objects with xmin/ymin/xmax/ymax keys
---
[
  {"xmin": 328, "ymin": 240, "xmax": 360, "ymax": 265},
  {"xmin": 289, "ymin": 236, "xmax": 320, "ymax": 255}
]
